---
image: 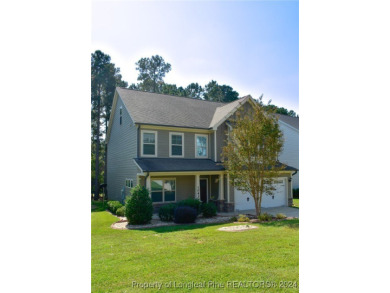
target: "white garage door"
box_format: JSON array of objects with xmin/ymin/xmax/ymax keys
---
[{"xmin": 234, "ymin": 178, "xmax": 287, "ymax": 210}]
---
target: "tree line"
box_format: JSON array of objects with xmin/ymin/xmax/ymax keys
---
[{"xmin": 91, "ymin": 50, "xmax": 297, "ymax": 199}]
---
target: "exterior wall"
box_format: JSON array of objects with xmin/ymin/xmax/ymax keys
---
[
  {"xmin": 138, "ymin": 128, "xmax": 212, "ymax": 159},
  {"xmin": 278, "ymin": 122, "xmax": 299, "ymax": 188},
  {"xmin": 215, "ymin": 122, "xmax": 227, "ymax": 162},
  {"xmin": 107, "ymin": 96, "xmax": 139, "ymax": 202}
]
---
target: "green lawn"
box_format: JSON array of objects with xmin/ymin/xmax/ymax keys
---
[
  {"xmin": 293, "ymin": 199, "xmax": 299, "ymax": 208},
  {"xmin": 92, "ymin": 203, "xmax": 299, "ymax": 292}
]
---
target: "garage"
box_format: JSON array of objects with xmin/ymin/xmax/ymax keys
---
[{"xmin": 234, "ymin": 177, "xmax": 288, "ymax": 210}]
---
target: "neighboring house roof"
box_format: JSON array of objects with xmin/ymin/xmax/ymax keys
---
[
  {"xmin": 275, "ymin": 114, "xmax": 299, "ymax": 130},
  {"xmin": 116, "ymin": 87, "xmax": 252, "ymax": 129},
  {"xmin": 133, "ymin": 158, "xmax": 225, "ymax": 172}
]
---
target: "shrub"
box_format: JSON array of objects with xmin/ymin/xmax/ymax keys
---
[
  {"xmin": 230, "ymin": 216, "xmax": 237, "ymax": 222},
  {"xmin": 174, "ymin": 206, "xmax": 197, "ymax": 224},
  {"xmin": 107, "ymin": 201, "xmax": 123, "ymax": 214},
  {"xmin": 276, "ymin": 213, "xmax": 286, "ymax": 219},
  {"xmin": 125, "ymin": 185, "xmax": 153, "ymax": 225},
  {"xmin": 293, "ymin": 188, "xmax": 299, "ymax": 199},
  {"xmin": 237, "ymin": 214, "xmax": 250, "ymax": 222},
  {"xmin": 201, "ymin": 202, "xmax": 217, "ymax": 218},
  {"xmin": 177, "ymin": 198, "xmax": 202, "ymax": 214},
  {"xmin": 116, "ymin": 206, "xmax": 126, "ymax": 217},
  {"xmin": 258, "ymin": 213, "xmax": 273, "ymax": 222},
  {"xmin": 158, "ymin": 204, "xmax": 177, "ymax": 222}
]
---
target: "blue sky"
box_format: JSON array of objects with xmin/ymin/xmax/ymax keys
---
[{"xmin": 92, "ymin": 1, "xmax": 299, "ymax": 113}]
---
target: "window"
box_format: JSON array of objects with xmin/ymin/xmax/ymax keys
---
[
  {"xmin": 195, "ymin": 134, "xmax": 208, "ymax": 158},
  {"xmin": 169, "ymin": 132, "xmax": 184, "ymax": 157},
  {"xmin": 119, "ymin": 107, "xmax": 122, "ymax": 125},
  {"xmin": 125, "ymin": 179, "xmax": 133, "ymax": 188},
  {"xmin": 141, "ymin": 130, "xmax": 157, "ymax": 157},
  {"xmin": 151, "ymin": 179, "xmax": 176, "ymax": 203}
]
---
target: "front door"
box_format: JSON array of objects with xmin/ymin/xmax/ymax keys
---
[{"xmin": 200, "ymin": 179, "xmax": 208, "ymax": 203}]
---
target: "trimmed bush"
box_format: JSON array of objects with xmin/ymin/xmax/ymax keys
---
[
  {"xmin": 230, "ymin": 216, "xmax": 238, "ymax": 222},
  {"xmin": 177, "ymin": 198, "xmax": 202, "ymax": 214},
  {"xmin": 293, "ymin": 188, "xmax": 299, "ymax": 199},
  {"xmin": 125, "ymin": 185, "xmax": 153, "ymax": 225},
  {"xmin": 116, "ymin": 206, "xmax": 125, "ymax": 217},
  {"xmin": 174, "ymin": 206, "xmax": 197, "ymax": 224},
  {"xmin": 158, "ymin": 204, "xmax": 177, "ymax": 222},
  {"xmin": 201, "ymin": 202, "xmax": 217, "ymax": 218},
  {"xmin": 276, "ymin": 213, "xmax": 286, "ymax": 219},
  {"xmin": 258, "ymin": 213, "xmax": 273, "ymax": 222},
  {"xmin": 237, "ymin": 214, "xmax": 250, "ymax": 222},
  {"xmin": 107, "ymin": 201, "xmax": 123, "ymax": 214}
]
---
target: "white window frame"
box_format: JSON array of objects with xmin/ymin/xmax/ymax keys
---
[
  {"xmin": 141, "ymin": 130, "xmax": 158, "ymax": 157},
  {"xmin": 150, "ymin": 178, "xmax": 176, "ymax": 203},
  {"xmin": 125, "ymin": 178, "xmax": 133, "ymax": 188},
  {"xmin": 195, "ymin": 134, "xmax": 208, "ymax": 158},
  {"xmin": 169, "ymin": 132, "xmax": 184, "ymax": 158}
]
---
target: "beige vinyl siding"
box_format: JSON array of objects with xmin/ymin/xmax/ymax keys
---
[
  {"xmin": 278, "ymin": 122, "xmax": 299, "ymax": 188},
  {"xmin": 107, "ymin": 96, "xmax": 139, "ymax": 202}
]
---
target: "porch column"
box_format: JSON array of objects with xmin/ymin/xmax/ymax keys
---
[
  {"xmin": 227, "ymin": 173, "xmax": 230, "ymax": 203},
  {"xmin": 218, "ymin": 173, "xmax": 224, "ymax": 200},
  {"xmin": 146, "ymin": 176, "xmax": 151, "ymax": 193},
  {"xmin": 195, "ymin": 174, "xmax": 200, "ymax": 199}
]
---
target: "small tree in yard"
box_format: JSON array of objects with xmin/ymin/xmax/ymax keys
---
[
  {"xmin": 221, "ymin": 102, "xmax": 285, "ymax": 217},
  {"xmin": 125, "ymin": 185, "xmax": 153, "ymax": 225}
]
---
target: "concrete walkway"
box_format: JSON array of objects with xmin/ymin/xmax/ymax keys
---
[{"xmin": 220, "ymin": 206, "xmax": 299, "ymax": 218}]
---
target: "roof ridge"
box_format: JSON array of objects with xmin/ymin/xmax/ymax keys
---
[{"xmin": 117, "ymin": 87, "xmax": 228, "ymax": 104}]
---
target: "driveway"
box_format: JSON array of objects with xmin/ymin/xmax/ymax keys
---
[{"xmin": 224, "ymin": 206, "xmax": 299, "ymax": 218}]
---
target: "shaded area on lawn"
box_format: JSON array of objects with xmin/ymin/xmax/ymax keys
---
[{"xmin": 91, "ymin": 200, "xmax": 108, "ymax": 212}]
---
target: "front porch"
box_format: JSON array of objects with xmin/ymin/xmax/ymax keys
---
[{"xmin": 137, "ymin": 171, "xmax": 234, "ymax": 212}]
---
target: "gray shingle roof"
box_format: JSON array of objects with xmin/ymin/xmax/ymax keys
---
[
  {"xmin": 116, "ymin": 88, "xmax": 251, "ymax": 129},
  {"xmin": 275, "ymin": 114, "xmax": 299, "ymax": 130},
  {"xmin": 134, "ymin": 158, "xmax": 225, "ymax": 172},
  {"xmin": 117, "ymin": 88, "xmax": 226, "ymax": 129},
  {"xmin": 134, "ymin": 158, "xmax": 298, "ymax": 173}
]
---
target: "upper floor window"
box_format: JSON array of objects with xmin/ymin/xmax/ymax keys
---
[
  {"xmin": 119, "ymin": 107, "xmax": 122, "ymax": 125},
  {"xmin": 141, "ymin": 130, "xmax": 157, "ymax": 157},
  {"xmin": 169, "ymin": 132, "xmax": 184, "ymax": 157},
  {"xmin": 195, "ymin": 134, "xmax": 208, "ymax": 158}
]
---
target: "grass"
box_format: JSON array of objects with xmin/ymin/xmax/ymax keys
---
[
  {"xmin": 292, "ymin": 199, "xmax": 299, "ymax": 208},
  {"xmin": 92, "ymin": 205, "xmax": 299, "ymax": 292}
]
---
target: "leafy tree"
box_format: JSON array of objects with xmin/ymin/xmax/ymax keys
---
[
  {"xmin": 255, "ymin": 94, "xmax": 298, "ymax": 117},
  {"xmin": 91, "ymin": 50, "xmax": 127, "ymax": 200},
  {"xmin": 203, "ymin": 80, "xmax": 239, "ymax": 102},
  {"xmin": 185, "ymin": 83, "xmax": 204, "ymax": 99},
  {"xmin": 135, "ymin": 55, "xmax": 171, "ymax": 93},
  {"xmin": 221, "ymin": 103, "xmax": 285, "ymax": 217}
]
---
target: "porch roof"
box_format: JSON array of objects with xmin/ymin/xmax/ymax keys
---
[{"xmin": 133, "ymin": 158, "xmax": 225, "ymax": 172}]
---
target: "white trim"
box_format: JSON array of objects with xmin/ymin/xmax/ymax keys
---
[
  {"xmin": 133, "ymin": 159, "xmax": 144, "ymax": 173},
  {"xmin": 195, "ymin": 134, "xmax": 208, "ymax": 158},
  {"xmin": 214, "ymin": 130, "xmax": 217, "ymax": 161},
  {"xmin": 141, "ymin": 130, "xmax": 158, "ymax": 157},
  {"xmin": 200, "ymin": 178, "xmax": 209, "ymax": 203},
  {"xmin": 140, "ymin": 124, "xmax": 212, "ymax": 134},
  {"xmin": 169, "ymin": 132, "xmax": 184, "ymax": 158},
  {"xmin": 150, "ymin": 177, "xmax": 177, "ymax": 203}
]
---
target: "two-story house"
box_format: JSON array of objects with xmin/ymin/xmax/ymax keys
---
[
  {"xmin": 106, "ymin": 88, "xmax": 298, "ymax": 212},
  {"xmin": 276, "ymin": 114, "xmax": 299, "ymax": 189}
]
